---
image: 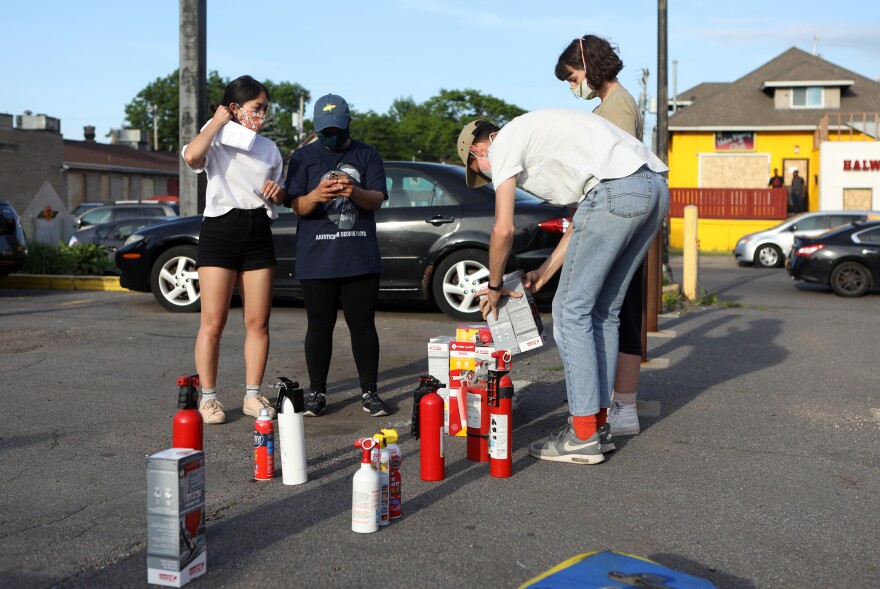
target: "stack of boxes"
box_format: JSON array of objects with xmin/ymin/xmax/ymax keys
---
[
  {"xmin": 146, "ymin": 448, "xmax": 207, "ymax": 587},
  {"xmin": 427, "ymin": 278, "xmax": 545, "ymax": 437}
]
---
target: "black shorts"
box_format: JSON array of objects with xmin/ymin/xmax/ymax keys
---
[
  {"xmin": 618, "ymin": 263, "xmax": 643, "ymax": 356},
  {"xmin": 196, "ymin": 208, "xmax": 276, "ymax": 271}
]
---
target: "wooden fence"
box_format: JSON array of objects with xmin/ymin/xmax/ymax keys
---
[{"xmin": 669, "ymin": 187, "xmax": 787, "ymax": 219}]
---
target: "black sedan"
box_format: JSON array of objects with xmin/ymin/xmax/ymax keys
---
[
  {"xmin": 787, "ymin": 220, "xmax": 880, "ymax": 297},
  {"xmin": 115, "ymin": 161, "xmax": 570, "ymax": 320},
  {"xmin": 69, "ymin": 217, "xmax": 173, "ymax": 273}
]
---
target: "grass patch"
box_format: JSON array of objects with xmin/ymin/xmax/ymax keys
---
[{"xmin": 542, "ymin": 364, "xmax": 565, "ymax": 372}]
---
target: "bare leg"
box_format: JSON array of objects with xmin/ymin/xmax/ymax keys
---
[
  {"xmin": 614, "ymin": 352, "xmax": 641, "ymax": 396},
  {"xmin": 238, "ymin": 267, "xmax": 274, "ymax": 387},
  {"xmin": 194, "ymin": 266, "xmax": 238, "ymax": 389}
]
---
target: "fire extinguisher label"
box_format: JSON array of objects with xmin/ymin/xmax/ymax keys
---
[
  {"xmin": 439, "ymin": 427, "xmax": 445, "ymax": 458},
  {"xmin": 466, "ymin": 392, "xmax": 482, "ymax": 429},
  {"xmin": 489, "ymin": 414, "xmax": 508, "ymax": 459}
]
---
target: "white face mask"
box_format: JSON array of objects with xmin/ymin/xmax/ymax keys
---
[{"xmin": 571, "ymin": 80, "xmax": 597, "ymax": 100}]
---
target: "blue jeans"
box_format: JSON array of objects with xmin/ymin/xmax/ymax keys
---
[{"xmin": 552, "ymin": 167, "xmax": 669, "ymax": 416}]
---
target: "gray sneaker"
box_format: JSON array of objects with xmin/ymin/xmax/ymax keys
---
[
  {"xmin": 528, "ymin": 422, "xmax": 605, "ymax": 465},
  {"xmin": 599, "ymin": 423, "xmax": 616, "ymax": 453}
]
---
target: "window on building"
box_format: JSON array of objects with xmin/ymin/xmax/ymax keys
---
[{"xmin": 791, "ymin": 87, "xmax": 823, "ymax": 108}]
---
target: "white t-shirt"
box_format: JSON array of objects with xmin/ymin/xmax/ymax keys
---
[
  {"xmin": 488, "ymin": 109, "xmax": 668, "ymax": 207},
  {"xmin": 181, "ymin": 119, "xmax": 284, "ymax": 219}
]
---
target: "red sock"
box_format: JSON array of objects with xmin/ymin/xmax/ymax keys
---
[
  {"xmin": 597, "ymin": 408, "xmax": 607, "ymax": 427},
  {"xmin": 571, "ymin": 414, "xmax": 598, "ymax": 440}
]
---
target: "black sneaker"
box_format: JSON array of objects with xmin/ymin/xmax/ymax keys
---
[
  {"xmin": 303, "ymin": 392, "xmax": 326, "ymax": 417},
  {"xmin": 362, "ymin": 391, "xmax": 390, "ymax": 417}
]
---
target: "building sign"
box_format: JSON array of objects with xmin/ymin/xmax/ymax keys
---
[
  {"xmin": 715, "ymin": 131, "xmax": 755, "ymax": 151},
  {"xmin": 843, "ymin": 159, "xmax": 880, "ymax": 171}
]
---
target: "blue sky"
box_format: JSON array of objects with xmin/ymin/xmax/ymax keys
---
[{"xmin": 6, "ymin": 0, "xmax": 880, "ymax": 146}]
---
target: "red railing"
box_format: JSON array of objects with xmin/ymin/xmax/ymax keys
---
[{"xmin": 669, "ymin": 188, "xmax": 787, "ymax": 219}]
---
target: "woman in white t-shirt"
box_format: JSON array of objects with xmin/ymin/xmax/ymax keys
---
[
  {"xmin": 181, "ymin": 75, "xmax": 285, "ymax": 425},
  {"xmin": 457, "ymin": 110, "xmax": 669, "ymax": 465}
]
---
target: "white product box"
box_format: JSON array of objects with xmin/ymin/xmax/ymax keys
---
[{"xmin": 486, "ymin": 271, "xmax": 545, "ymax": 355}]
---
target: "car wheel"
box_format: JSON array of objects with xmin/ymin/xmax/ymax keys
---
[
  {"xmin": 754, "ymin": 244, "xmax": 783, "ymax": 268},
  {"xmin": 150, "ymin": 245, "xmax": 201, "ymax": 312},
  {"xmin": 829, "ymin": 262, "xmax": 871, "ymax": 297},
  {"xmin": 432, "ymin": 249, "xmax": 490, "ymax": 321}
]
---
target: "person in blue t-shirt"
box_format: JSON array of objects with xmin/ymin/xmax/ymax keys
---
[{"xmin": 284, "ymin": 94, "xmax": 391, "ymax": 417}]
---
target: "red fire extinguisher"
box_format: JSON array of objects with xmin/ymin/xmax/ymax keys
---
[
  {"xmin": 173, "ymin": 373, "xmax": 203, "ymax": 451},
  {"xmin": 254, "ymin": 408, "xmax": 274, "ymax": 481},
  {"xmin": 488, "ymin": 351, "xmax": 513, "ymax": 479},
  {"xmin": 466, "ymin": 363, "xmax": 490, "ymax": 463},
  {"xmin": 411, "ymin": 375, "xmax": 445, "ymax": 481}
]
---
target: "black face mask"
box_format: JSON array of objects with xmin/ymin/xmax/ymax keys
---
[{"xmin": 317, "ymin": 127, "xmax": 350, "ymax": 151}]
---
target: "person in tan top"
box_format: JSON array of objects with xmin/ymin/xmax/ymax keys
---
[{"xmin": 553, "ymin": 34, "xmax": 649, "ymax": 438}]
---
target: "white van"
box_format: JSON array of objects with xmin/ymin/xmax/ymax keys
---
[{"xmin": 733, "ymin": 210, "xmax": 880, "ymax": 268}]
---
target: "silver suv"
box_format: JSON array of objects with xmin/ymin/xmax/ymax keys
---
[
  {"xmin": 74, "ymin": 203, "xmax": 178, "ymax": 229},
  {"xmin": 734, "ymin": 210, "xmax": 880, "ymax": 268}
]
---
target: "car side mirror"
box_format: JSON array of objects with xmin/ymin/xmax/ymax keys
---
[{"xmin": 788, "ymin": 225, "xmax": 797, "ymax": 232}]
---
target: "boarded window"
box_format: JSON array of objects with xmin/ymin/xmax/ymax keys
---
[
  {"xmin": 699, "ymin": 154, "xmax": 770, "ymax": 188},
  {"xmin": 843, "ymin": 188, "xmax": 872, "ymax": 210}
]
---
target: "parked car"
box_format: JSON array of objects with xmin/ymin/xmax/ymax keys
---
[
  {"xmin": 0, "ymin": 200, "xmax": 28, "ymax": 277},
  {"xmin": 115, "ymin": 161, "xmax": 571, "ymax": 320},
  {"xmin": 68, "ymin": 217, "xmax": 172, "ymax": 273},
  {"xmin": 733, "ymin": 210, "xmax": 880, "ymax": 268},
  {"xmin": 70, "ymin": 201, "xmax": 111, "ymax": 218},
  {"xmin": 786, "ymin": 220, "xmax": 880, "ymax": 297},
  {"xmin": 74, "ymin": 203, "xmax": 178, "ymax": 229}
]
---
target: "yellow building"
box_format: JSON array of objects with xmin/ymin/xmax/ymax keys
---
[{"xmin": 667, "ymin": 47, "xmax": 880, "ymax": 251}]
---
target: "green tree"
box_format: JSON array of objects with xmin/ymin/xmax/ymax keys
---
[
  {"xmin": 347, "ymin": 89, "xmax": 525, "ymax": 163},
  {"xmin": 123, "ymin": 72, "xmax": 309, "ymax": 154}
]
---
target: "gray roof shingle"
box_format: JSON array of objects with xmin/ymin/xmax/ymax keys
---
[{"xmin": 669, "ymin": 47, "xmax": 880, "ymax": 129}]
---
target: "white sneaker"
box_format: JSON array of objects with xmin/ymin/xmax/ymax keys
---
[
  {"xmin": 243, "ymin": 395, "xmax": 276, "ymax": 419},
  {"xmin": 608, "ymin": 401, "xmax": 640, "ymax": 436},
  {"xmin": 199, "ymin": 399, "xmax": 227, "ymax": 425}
]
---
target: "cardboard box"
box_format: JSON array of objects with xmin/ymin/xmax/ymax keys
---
[
  {"xmin": 455, "ymin": 325, "xmax": 492, "ymax": 343},
  {"xmin": 147, "ymin": 449, "xmax": 207, "ymax": 587},
  {"xmin": 486, "ymin": 271, "xmax": 545, "ymax": 355},
  {"xmin": 428, "ymin": 336, "xmax": 454, "ymax": 433},
  {"xmin": 448, "ymin": 341, "xmax": 476, "ymax": 437}
]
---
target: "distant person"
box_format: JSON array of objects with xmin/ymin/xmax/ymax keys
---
[
  {"xmin": 789, "ymin": 170, "xmax": 806, "ymax": 214},
  {"xmin": 181, "ymin": 75, "xmax": 286, "ymax": 425},
  {"xmin": 284, "ymin": 94, "xmax": 391, "ymax": 418},
  {"xmin": 458, "ymin": 110, "xmax": 669, "ymax": 465},
  {"xmin": 553, "ymin": 34, "xmax": 645, "ymax": 438},
  {"xmin": 768, "ymin": 168, "xmax": 785, "ymax": 189}
]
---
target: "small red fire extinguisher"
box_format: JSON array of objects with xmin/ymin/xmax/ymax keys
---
[
  {"xmin": 411, "ymin": 375, "xmax": 445, "ymax": 481},
  {"xmin": 173, "ymin": 374, "xmax": 203, "ymax": 451},
  {"xmin": 254, "ymin": 408, "xmax": 274, "ymax": 481},
  {"xmin": 488, "ymin": 351, "xmax": 514, "ymax": 479},
  {"xmin": 466, "ymin": 363, "xmax": 490, "ymax": 463}
]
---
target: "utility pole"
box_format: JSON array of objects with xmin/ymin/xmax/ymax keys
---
[
  {"xmin": 179, "ymin": 0, "xmax": 206, "ymax": 216},
  {"xmin": 639, "ymin": 68, "xmax": 650, "ymax": 129},
  {"xmin": 645, "ymin": 0, "xmax": 669, "ymax": 336},
  {"xmin": 151, "ymin": 104, "xmax": 158, "ymax": 150},
  {"xmin": 672, "ymin": 60, "xmax": 678, "ymax": 115}
]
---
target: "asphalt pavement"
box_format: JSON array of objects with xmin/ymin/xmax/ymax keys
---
[{"xmin": 0, "ymin": 255, "xmax": 877, "ymax": 588}]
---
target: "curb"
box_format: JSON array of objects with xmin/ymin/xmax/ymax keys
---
[
  {"xmin": 0, "ymin": 274, "xmax": 125, "ymax": 292},
  {"xmin": 662, "ymin": 283, "xmax": 681, "ymax": 296}
]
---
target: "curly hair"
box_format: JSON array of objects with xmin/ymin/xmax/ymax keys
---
[{"xmin": 554, "ymin": 35, "xmax": 623, "ymax": 91}]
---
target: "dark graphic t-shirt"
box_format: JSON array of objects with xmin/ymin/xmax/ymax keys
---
[{"xmin": 285, "ymin": 140, "xmax": 387, "ymax": 279}]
